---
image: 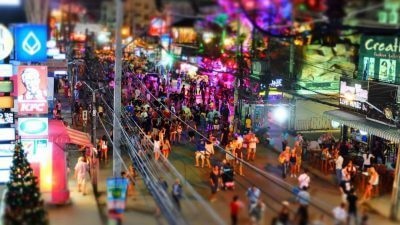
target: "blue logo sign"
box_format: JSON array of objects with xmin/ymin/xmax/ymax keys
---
[{"xmin": 14, "ymin": 24, "xmax": 47, "ymax": 62}]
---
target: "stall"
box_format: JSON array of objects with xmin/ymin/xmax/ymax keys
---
[{"xmin": 45, "ymin": 119, "xmax": 93, "ymax": 204}]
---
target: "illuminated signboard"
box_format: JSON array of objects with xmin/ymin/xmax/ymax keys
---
[
  {"xmin": 359, "ymin": 35, "xmax": 400, "ymax": 83},
  {"xmin": 339, "ymin": 78, "xmax": 369, "ymax": 114},
  {"xmin": 0, "ymin": 0, "xmax": 20, "ymax": 6},
  {"xmin": 0, "ymin": 128, "xmax": 15, "ymax": 141},
  {"xmin": 0, "ymin": 96, "xmax": 14, "ymax": 108},
  {"xmin": 20, "ymin": 139, "xmax": 48, "ymax": 163},
  {"xmin": 0, "ymin": 24, "xmax": 13, "ymax": 60},
  {"xmin": 17, "ymin": 66, "xmax": 48, "ymax": 115},
  {"xmin": 0, "ymin": 80, "xmax": 13, "ymax": 92},
  {"xmin": 14, "ymin": 24, "xmax": 47, "ymax": 62},
  {"xmin": 0, "ymin": 112, "xmax": 14, "ymax": 125},
  {"xmin": 0, "ymin": 144, "xmax": 14, "ymax": 156},
  {"xmin": 0, "ymin": 64, "xmax": 13, "ymax": 77},
  {"xmin": 18, "ymin": 117, "xmax": 48, "ymax": 136}
]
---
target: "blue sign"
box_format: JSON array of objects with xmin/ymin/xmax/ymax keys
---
[
  {"xmin": 107, "ymin": 177, "xmax": 128, "ymax": 214},
  {"xmin": 14, "ymin": 24, "xmax": 47, "ymax": 62}
]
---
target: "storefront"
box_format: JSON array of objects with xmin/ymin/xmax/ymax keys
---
[{"xmin": 323, "ymin": 78, "xmax": 400, "ymax": 220}]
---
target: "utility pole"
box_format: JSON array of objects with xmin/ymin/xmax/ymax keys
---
[
  {"xmin": 390, "ymin": 145, "xmax": 400, "ymax": 220},
  {"xmin": 113, "ymin": 0, "xmax": 123, "ymax": 177}
]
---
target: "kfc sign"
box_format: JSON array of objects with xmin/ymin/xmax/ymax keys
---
[{"xmin": 17, "ymin": 66, "xmax": 48, "ymax": 115}]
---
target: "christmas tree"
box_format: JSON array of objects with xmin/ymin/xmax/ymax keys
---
[{"xmin": 3, "ymin": 143, "xmax": 49, "ymax": 225}]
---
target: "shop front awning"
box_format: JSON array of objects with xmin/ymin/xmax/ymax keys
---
[
  {"xmin": 323, "ymin": 109, "xmax": 400, "ymax": 143},
  {"xmin": 65, "ymin": 127, "xmax": 93, "ymax": 147},
  {"xmin": 48, "ymin": 120, "xmax": 93, "ymax": 148}
]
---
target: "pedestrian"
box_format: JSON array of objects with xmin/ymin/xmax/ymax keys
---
[
  {"xmin": 334, "ymin": 152, "xmax": 344, "ymax": 184},
  {"xmin": 230, "ymin": 195, "xmax": 243, "ymax": 225},
  {"xmin": 273, "ymin": 201, "xmax": 290, "ymax": 225},
  {"xmin": 347, "ymin": 188, "xmax": 358, "ymax": 225},
  {"xmin": 279, "ymin": 146, "xmax": 291, "ymax": 178},
  {"xmin": 298, "ymin": 168, "xmax": 310, "ymax": 190},
  {"xmin": 209, "ymin": 165, "xmax": 220, "ymax": 202},
  {"xmin": 246, "ymin": 185, "xmax": 261, "ymax": 215},
  {"xmin": 171, "ymin": 179, "xmax": 183, "ymax": 211},
  {"xmin": 153, "ymin": 136, "xmax": 161, "ymax": 161},
  {"xmin": 289, "ymin": 148, "xmax": 298, "ymax": 178},
  {"xmin": 249, "ymin": 199, "xmax": 266, "ymax": 225},
  {"xmin": 74, "ymin": 156, "xmax": 89, "ymax": 195},
  {"xmin": 362, "ymin": 167, "xmax": 379, "ymax": 201},
  {"xmin": 247, "ymin": 131, "xmax": 259, "ymax": 161},
  {"xmin": 295, "ymin": 186, "xmax": 310, "ymax": 225},
  {"xmin": 332, "ymin": 202, "xmax": 347, "ymax": 225}
]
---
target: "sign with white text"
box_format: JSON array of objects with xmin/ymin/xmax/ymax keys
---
[
  {"xmin": 18, "ymin": 117, "xmax": 48, "ymax": 137},
  {"xmin": 14, "ymin": 24, "xmax": 47, "ymax": 62},
  {"xmin": 339, "ymin": 78, "xmax": 369, "ymax": 114},
  {"xmin": 359, "ymin": 35, "xmax": 400, "ymax": 83},
  {"xmin": 17, "ymin": 66, "xmax": 48, "ymax": 115},
  {"xmin": 0, "ymin": 112, "xmax": 14, "ymax": 125}
]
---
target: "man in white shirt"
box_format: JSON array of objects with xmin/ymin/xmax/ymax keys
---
[
  {"xmin": 298, "ymin": 168, "xmax": 311, "ymax": 189},
  {"xmin": 332, "ymin": 203, "xmax": 347, "ymax": 225},
  {"xmin": 335, "ymin": 153, "xmax": 344, "ymax": 184},
  {"xmin": 74, "ymin": 156, "xmax": 89, "ymax": 195}
]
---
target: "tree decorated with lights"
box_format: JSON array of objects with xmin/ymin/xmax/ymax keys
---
[{"xmin": 3, "ymin": 143, "xmax": 48, "ymax": 225}]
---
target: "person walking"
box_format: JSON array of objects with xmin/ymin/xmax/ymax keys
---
[
  {"xmin": 209, "ymin": 165, "xmax": 220, "ymax": 202},
  {"xmin": 230, "ymin": 195, "xmax": 243, "ymax": 225},
  {"xmin": 74, "ymin": 156, "xmax": 89, "ymax": 195},
  {"xmin": 334, "ymin": 152, "xmax": 344, "ymax": 184},
  {"xmin": 298, "ymin": 168, "xmax": 311, "ymax": 190},
  {"xmin": 249, "ymin": 199, "xmax": 266, "ymax": 225},
  {"xmin": 246, "ymin": 185, "xmax": 261, "ymax": 216},
  {"xmin": 295, "ymin": 186, "xmax": 310, "ymax": 225},
  {"xmin": 171, "ymin": 179, "xmax": 183, "ymax": 211},
  {"xmin": 347, "ymin": 188, "xmax": 358, "ymax": 225},
  {"xmin": 279, "ymin": 147, "xmax": 291, "ymax": 178},
  {"xmin": 332, "ymin": 202, "xmax": 347, "ymax": 225},
  {"xmin": 247, "ymin": 131, "xmax": 259, "ymax": 161}
]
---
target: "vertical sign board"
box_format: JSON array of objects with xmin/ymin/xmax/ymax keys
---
[
  {"xmin": 359, "ymin": 35, "xmax": 400, "ymax": 83},
  {"xmin": 17, "ymin": 66, "xmax": 48, "ymax": 115},
  {"xmin": 0, "ymin": 24, "xmax": 14, "ymax": 61},
  {"xmin": 14, "ymin": 24, "xmax": 47, "ymax": 62},
  {"xmin": 107, "ymin": 177, "xmax": 129, "ymax": 214}
]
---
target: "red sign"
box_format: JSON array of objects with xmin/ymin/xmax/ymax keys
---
[{"xmin": 17, "ymin": 66, "xmax": 48, "ymax": 115}]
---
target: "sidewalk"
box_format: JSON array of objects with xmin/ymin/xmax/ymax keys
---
[{"xmin": 44, "ymin": 91, "xmax": 104, "ymax": 225}]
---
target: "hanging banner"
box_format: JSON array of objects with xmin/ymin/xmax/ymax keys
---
[
  {"xmin": 106, "ymin": 177, "xmax": 129, "ymax": 214},
  {"xmin": 14, "ymin": 24, "xmax": 47, "ymax": 62},
  {"xmin": 358, "ymin": 35, "xmax": 400, "ymax": 83},
  {"xmin": 17, "ymin": 65, "xmax": 48, "ymax": 115}
]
